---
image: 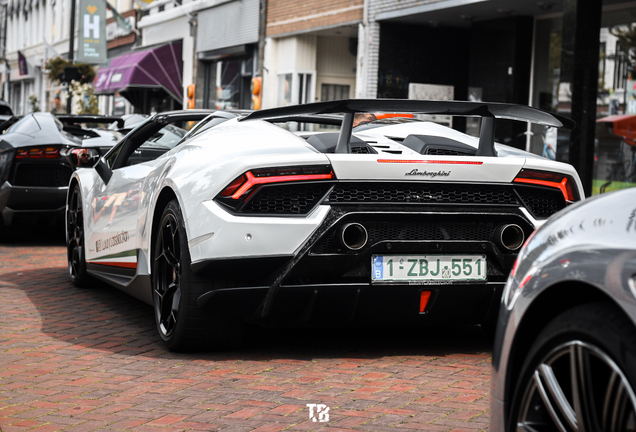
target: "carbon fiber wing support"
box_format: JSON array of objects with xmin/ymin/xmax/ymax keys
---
[{"xmin": 240, "ymin": 99, "xmax": 576, "ymax": 156}]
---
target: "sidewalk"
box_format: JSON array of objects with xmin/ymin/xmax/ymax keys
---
[{"xmin": 0, "ymin": 242, "xmax": 492, "ymax": 432}]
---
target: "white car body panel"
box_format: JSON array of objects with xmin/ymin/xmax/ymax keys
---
[
  {"xmin": 326, "ymin": 154, "xmax": 525, "ymax": 183},
  {"xmin": 74, "ymin": 115, "xmax": 582, "ymax": 278},
  {"xmin": 67, "ymin": 102, "xmax": 584, "ymax": 325},
  {"xmin": 189, "ymin": 201, "xmax": 331, "ymax": 263}
]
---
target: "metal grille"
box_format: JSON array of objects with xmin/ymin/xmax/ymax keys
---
[
  {"xmin": 242, "ymin": 183, "xmax": 332, "ymax": 214},
  {"xmin": 312, "ymin": 220, "xmax": 496, "ymax": 254},
  {"xmin": 13, "ymin": 163, "xmax": 73, "ymax": 187},
  {"xmin": 425, "ymin": 148, "xmax": 474, "ymax": 156},
  {"xmin": 351, "ymin": 145, "xmax": 373, "ymax": 154},
  {"xmin": 327, "ymin": 183, "xmax": 519, "ymax": 205},
  {"xmin": 515, "ymin": 186, "xmax": 565, "ymax": 218}
]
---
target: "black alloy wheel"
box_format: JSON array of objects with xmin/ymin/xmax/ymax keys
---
[
  {"xmin": 153, "ymin": 207, "xmax": 183, "ymax": 340},
  {"xmin": 512, "ymin": 302, "xmax": 636, "ymax": 432},
  {"xmin": 67, "ymin": 184, "xmax": 89, "ymax": 286},
  {"xmin": 152, "ymin": 199, "xmax": 245, "ymax": 351}
]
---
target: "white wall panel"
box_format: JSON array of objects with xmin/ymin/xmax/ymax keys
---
[{"xmin": 317, "ymin": 36, "xmax": 355, "ymax": 77}]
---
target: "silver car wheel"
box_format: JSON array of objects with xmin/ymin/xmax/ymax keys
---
[{"xmin": 517, "ymin": 340, "xmax": 636, "ymax": 432}]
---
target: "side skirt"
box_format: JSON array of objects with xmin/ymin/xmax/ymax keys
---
[{"xmin": 86, "ymin": 249, "xmax": 153, "ymax": 305}]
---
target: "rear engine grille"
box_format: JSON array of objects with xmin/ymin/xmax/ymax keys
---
[
  {"xmin": 515, "ymin": 186, "xmax": 566, "ymax": 218},
  {"xmin": 13, "ymin": 163, "xmax": 73, "ymax": 187},
  {"xmin": 242, "ymin": 183, "xmax": 332, "ymax": 214},
  {"xmin": 351, "ymin": 146, "xmax": 373, "ymax": 154},
  {"xmin": 424, "ymin": 148, "xmax": 474, "ymax": 156},
  {"xmin": 326, "ymin": 183, "xmax": 519, "ymax": 205},
  {"xmin": 312, "ymin": 220, "xmax": 496, "ymax": 254}
]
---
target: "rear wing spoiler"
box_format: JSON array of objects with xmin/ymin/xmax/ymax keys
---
[
  {"xmin": 0, "ymin": 115, "xmax": 19, "ymax": 133},
  {"xmin": 241, "ymin": 99, "xmax": 576, "ymax": 156},
  {"xmin": 55, "ymin": 114, "xmax": 125, "ymax": 129}
]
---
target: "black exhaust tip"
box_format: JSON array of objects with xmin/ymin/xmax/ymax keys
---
[
  {"xmin": 336, "ymin": 223, "xmax": 368, "ymax": 251},
  {"xmin": 494, "ymin": 224, "xmax": 525, "ymax": 251}
]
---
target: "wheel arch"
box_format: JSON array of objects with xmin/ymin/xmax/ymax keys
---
[
  {"xmin": 503, "ymin": 280, "xmax": 634, "ymax": 423},
  {"xmin": 150, "ymin": 186, "xmax": 179, "ymax": 263},
  {"xmin": 66, "ymin": 176, "xmax": 81, "ymax": 243},
  {"xmin": 67, "ymin": 175, "xmax": 80, "ymax": 205}
]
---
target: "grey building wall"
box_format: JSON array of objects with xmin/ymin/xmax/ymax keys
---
[{"xmin": 197, "ymin": 0, "xmax": 260, "ymax": 53}]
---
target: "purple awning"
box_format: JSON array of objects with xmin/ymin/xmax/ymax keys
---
[{"xmin": 95, "ymin": 43, "xmax": 182, "ymax": 102}]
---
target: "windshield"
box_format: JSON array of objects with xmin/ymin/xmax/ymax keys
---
[{"xmin": 140, "ymin": 124, "xmax": 188, "ymax": 150}]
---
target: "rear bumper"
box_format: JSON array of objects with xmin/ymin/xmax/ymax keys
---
[
  {"xmin": 0, "ymin": 182, "xmax": 67, "ymax": 225},
  {"xmin": 193, "ymin": 205, "xmax": 526, "ymax": 326},
  {"xmin": 200, "ymin": 281, "xmax": 503, "ymax": 327}
]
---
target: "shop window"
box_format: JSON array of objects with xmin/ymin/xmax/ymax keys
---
[
  {"xmin": 321, "ymin": 83, "xmax": 350, "ymax": 101},
  {"xmin": 277, "ymin": 74, "xmax": 293, "ymax": 106},
  {"xmin": 202, "ymin": 55, "xmax": 254, "ymax": 110},
  {"xmin": 532, "ymin": 6, "xmax": 636, "ymax": 194},
  {"xmin": 298, "ymin": 74, "xmax": 312, "ymax": 104}
]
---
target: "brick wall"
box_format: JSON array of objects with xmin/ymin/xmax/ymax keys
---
[{"xmin": 267, "ymin": 0, "xmax": 363, "ymax": 37}]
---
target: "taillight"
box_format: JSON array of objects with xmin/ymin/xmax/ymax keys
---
[
  {"xmin": 216, "ymin": 165, "xmax": 336, "ymax": 212},
  {"xmin": 15, "ymin": 147, "xmax": 61, "ymax": 159},
  {"xmin": 220, "ymin": 165, "xmax": 335, "ymax": 200},
  {"xmin": 513, "ymin": 169, "xmax": 581, "ymax": 203}
]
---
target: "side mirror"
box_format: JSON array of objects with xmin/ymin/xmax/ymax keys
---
[{"xmin": 95, "ymin": 157, "xmax": 112, "ymax": 184}]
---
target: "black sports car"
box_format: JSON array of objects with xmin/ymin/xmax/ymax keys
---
[{"xmin": 0, "ymin": 112, "xmax": 123, "ymax": 230}]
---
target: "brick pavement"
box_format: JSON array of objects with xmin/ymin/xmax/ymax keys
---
[{"xmin": 0, "ymin": 236, "xmax": 492, "ymax": 432}]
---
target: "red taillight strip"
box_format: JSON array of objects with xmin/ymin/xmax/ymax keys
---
[
  {"xmin": 513, "ymin": 177, "xmax": 570, "ymax": 201},
  {"xmin": 45, "ymin": 148, "xmax": 60, "ymax": 158},
  {"xmin": 377, "ymin": 159, "xmax": 483, "ymax": 165},
  {"xmin": 15, "ymin": 147, "xmax": 61, "ymax": 159},
  {"xmin": 230, "ymin": 171, "xmax": 334, "ymax": 199}
]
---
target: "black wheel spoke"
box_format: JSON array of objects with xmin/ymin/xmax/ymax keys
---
[
  {"xmin": 154, "ymin": 212, "xmax": 182, "ymax": 339},
  {"xmin": 571, "ymin": 343, "xmax": 599, "ymax": 431},
  {"xmin": 160, "ymin": 221, "xmax": 179, "ymax": 267},
  {"xmin": 67, "ymin": 187, "xmax": 86, "ymax": 284},
  {"xmin": 535, "ymin": 366, "xmax": 574, "ymax": 432}
]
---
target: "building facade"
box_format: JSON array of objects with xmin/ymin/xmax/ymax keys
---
[
  {"xmin": 1, "ymin": 0, "xmax": 140, "ymax": 114},
  {"xmin": 359, "ymin": 0, "xmax": 636, "ymax": 195},
  {"xmin": 262, "ymin": 0, "xmax": 363, "ymax": 109}
]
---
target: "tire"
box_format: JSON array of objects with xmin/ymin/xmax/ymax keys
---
[
  {"xmin": 67, "ymin": 184, "xmax": 91, "ymax": 287},
  {"xmin": 152, "ymin": 199, "xmax": 242, "ymax": 351},
  {"xmin": 509, "ymin": 302, "xmax": 636, "ymax": 432}
]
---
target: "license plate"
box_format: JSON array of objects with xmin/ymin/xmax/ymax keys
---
[{"xmin": 371, "ymin": 255, "xmax": 487, "ymax": 282}]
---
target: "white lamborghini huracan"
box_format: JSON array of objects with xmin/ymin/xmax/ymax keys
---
[{"xmin": 66, "ymin": 100, "xmax": 583, "ymax": 351}]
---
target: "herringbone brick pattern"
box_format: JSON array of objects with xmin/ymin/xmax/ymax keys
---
[{"xmin": 0, "ymin": 239, "xmax": 492, "ymax": 431}]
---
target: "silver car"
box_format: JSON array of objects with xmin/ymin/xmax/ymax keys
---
[{"xmin": 491, "ymin": 187, "xmax": 636, "ymax": 431}]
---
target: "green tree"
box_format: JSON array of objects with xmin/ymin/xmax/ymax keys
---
[
  {"xmin": 28, "ymin": 94, "xmax": 40, "ymax": 112},
  {"xmin": 70, "ymin": 82, "xmax": 99, "ymax": 114}
]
